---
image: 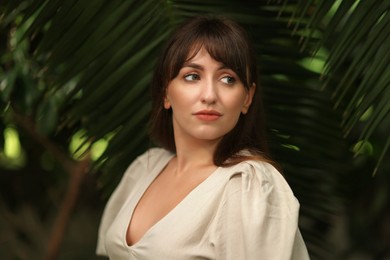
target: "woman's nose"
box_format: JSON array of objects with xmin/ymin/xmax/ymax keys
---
[{"xmin": 200, "ymin": 80, "xmax": 217, "ymax": 104}]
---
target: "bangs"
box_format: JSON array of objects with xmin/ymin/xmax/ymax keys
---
[
  {"xmin": 150, "ymin": 16, "xmax": 267, "ymax": 161},
  {"xmin": 165, "ymin": 18, "xmax": 255, "ymax": 89}
]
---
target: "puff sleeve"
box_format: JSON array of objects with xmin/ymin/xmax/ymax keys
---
[{"xmin": 210, "ymin": 161, "xmax": 310, "ymax": 260}]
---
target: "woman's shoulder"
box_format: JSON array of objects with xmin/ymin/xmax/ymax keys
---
[
  {"xmin": 222, "ymin": 158, "xmax": 299, "ymax": 211},
  {"xmin": 128, "ymin": 147, "xmax": 173, "ymax": 168},
  {"xmin": 120, "ymin": 147, "xmax": 173, "ymax": 180},
  {"xmin": 212, "ymin": 159, "xmax": 307, "ymax": 259},
  {"xmin": 135, "ymin": 146, "xmax": 172, "ymax": 161},
  {"xmin": 226, "ymin": 159, "xmax": 286, "ymax": 187}
]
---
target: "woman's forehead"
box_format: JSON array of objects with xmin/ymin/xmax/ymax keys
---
[{"xmin": 185, "ymin": 44, "xmax": 226, "ymax": 66}]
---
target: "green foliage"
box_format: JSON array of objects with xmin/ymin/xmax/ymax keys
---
[
  {"xmin": 290, "ymin": 0, "xmax": 390, "ymax": 175},
  {"xmin": 1, "ymin": 0, "xmax": 389, "ymax": 259}
]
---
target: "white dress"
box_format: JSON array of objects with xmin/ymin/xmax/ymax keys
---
[{"xmin": 96, "ymin": 148, "xmax": 310, "ymax": 259}]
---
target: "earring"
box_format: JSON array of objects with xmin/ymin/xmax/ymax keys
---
[
  {"xmin": 164, "ymin": 98, "xmax": 171, "ymax": 109},
  {"xmin": 241, "ymin": 106, "xmax": 248, "ymax": 114}
]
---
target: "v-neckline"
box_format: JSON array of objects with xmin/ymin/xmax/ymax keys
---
[{"xmin": 124, "ymin": 153, "xmax": 221, "ymax": 249}]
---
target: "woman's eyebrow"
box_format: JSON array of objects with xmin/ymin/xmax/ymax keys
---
[
  {"xmin": 182, "ymin": 62, "xmax": 230, "ymax": 71},
  {"xmin": 182, "ymin": 62, "xmax": 203, "ymax": 70}
]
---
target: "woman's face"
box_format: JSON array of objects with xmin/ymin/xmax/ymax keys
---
[{"xmin": 164, "ymin": 47, "xmax": 255, "ymax": 145}]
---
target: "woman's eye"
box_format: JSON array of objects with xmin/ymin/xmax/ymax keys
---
[
  {"xmin": 221, "ymin": 76, "xmax": 236, "ymax": 85},
  {"xmin": 184, "ymin": 74, "xmax": 200, "ymax": 81}
]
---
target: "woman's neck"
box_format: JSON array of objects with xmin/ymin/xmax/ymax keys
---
[{"xmin": 172, "ymin": 137, "xmax": 220, "ymax": 176}]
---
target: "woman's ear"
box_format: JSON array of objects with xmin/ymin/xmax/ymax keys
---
[
  {"xmin": 241, "ymin": 83, "xmax": 256, "ymax": 114},
  {"xmin": 164, "ymin": 96, "xmax": 171, "ymax": 109}
]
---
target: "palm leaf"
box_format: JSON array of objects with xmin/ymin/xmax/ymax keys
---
[
  {"xmin": 289, "ymin": 0, "xmax": 390, "ymax": 175},
  {"xmin": 5, "ymin": 0, "xmax": 388, "ymax": 258}
]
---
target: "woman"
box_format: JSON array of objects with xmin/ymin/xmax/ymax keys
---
[{"xmin": 97, "ymin": 16, "xmax": 309, "ymax": 259}]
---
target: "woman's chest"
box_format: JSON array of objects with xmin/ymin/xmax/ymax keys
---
[
  {"xmin": 105, "ymin": 182, "xmax": 224, "ymax": 259},
  {"xmin": 128, "ymin": 166, "xmax": 217, "ymax": 246}
]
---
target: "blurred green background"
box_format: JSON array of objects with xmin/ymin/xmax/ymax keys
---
[{"xmin": 0, "ymin": 0, "xmax": 389, "ymax": 259}]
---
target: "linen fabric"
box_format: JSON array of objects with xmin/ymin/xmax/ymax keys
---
[{"xmin": 97, "ymin": 148, "xmax": 309, "ymax": 259}]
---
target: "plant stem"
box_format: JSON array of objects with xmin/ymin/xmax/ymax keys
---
[{"xmin": 12, "ymin": 110, "xmax": 90, "ymax": 260}]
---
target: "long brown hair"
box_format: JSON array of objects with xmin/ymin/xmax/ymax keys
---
[{"xmin": 149, "ymin": 15, "xmax": 272, "ymax": 166}]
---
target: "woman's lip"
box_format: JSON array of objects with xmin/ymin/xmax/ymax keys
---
[
  {"xmin": 193, "ymin": 110, "xmax": 222, "ymax": 116},
  {"xmin": 193, "ymin": 110, "xmax": 222, "ymax": 121}
]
